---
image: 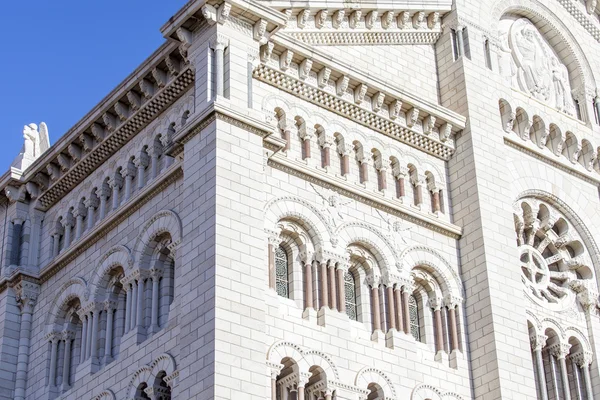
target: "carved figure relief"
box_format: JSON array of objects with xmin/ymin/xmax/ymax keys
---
[{"xmin": 498, "ymin": 18, "xmax": 575, "ymax": 116}]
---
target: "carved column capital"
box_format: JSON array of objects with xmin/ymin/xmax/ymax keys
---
[
  {"xmin": 530, "ymin": 334, "xmax": 547, "ymax": 351},
  {"xmin": 11, "ymin": 277, "xmax": 40, "ymax": 314},
  {"xmin": 548, "ymin": 342, "xmax": 571, "ymax": 359}
]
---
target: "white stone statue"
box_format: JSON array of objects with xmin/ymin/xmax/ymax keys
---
[
  {"xmin": 499, "ymin": 18, "xmax": 576, "ymax": 116},
  {"xmin": 11, "ymin": 123, "xmax": 50, "ymax": 171}
]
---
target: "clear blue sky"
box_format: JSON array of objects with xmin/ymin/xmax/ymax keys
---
[{"xmin": 0, "ymin": 0, "xmax": 188, "ymax": 172}]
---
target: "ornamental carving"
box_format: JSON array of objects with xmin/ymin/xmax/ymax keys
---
[
  {"xmin": 514, "ymin": 199, "xmax": 596, "ymax": 310},
  {"xmin": 498, "ymin": 18, "xmax": 575, "ymax": 116}
]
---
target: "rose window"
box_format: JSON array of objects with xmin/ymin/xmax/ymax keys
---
[{"xmin": 514, "ymin": 200, "xmax": 593, "ymax": 309}]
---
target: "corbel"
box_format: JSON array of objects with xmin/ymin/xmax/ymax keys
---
[
  {"xmin": 127, "ymin": 91, "xmax": 141, "ymax": 111},
  {"xmin": 397, "ymin": 12, "xmax": 410, "ymax": 29},
  {"xmin": 152, "ymin": 67, "xmax": 168, "ymax": 88},
  {"xmin": 218, "ymin": 2, "xmax": 231, "ymax": 24},
  {"xmin": 254, "ymin": 19, "xmax": 268, "ymax": 43},
  {"xmin": 332, "ymin": 10, "xmax": 345, "ymax": 29},
  {"xmin": 440, "ymin": 123, "xmax": 453, "ymax": 142},
  {"xmin": 260, "ymin": 42, "xmax": 274, "ymax": 63},
  {"xmin": 79, "ymin": 133, "xmax": 94, "ymax": 153},
  {"xmin": 57, "ymin": 153, "xmax": 72, "ymax": 172},
  {"xmin": 349, "ymin": 10, "xmax": 362, "ymax": 29},
  {"xmin": 91, "ymin": 123, "xmax": 106, "ymax": 141},
  {"xmin": 67, "ymin": 142, "xmax": 82, "ymax": 162},
  {"xmin": 114, "ymin": 102, "xmax": 130, "ymax": 122},
  {"xmin": 382, "ymin": 11, "xmax": 395, "ymax": 29},
  {"xmin": 280, "ymin": 49, "xmax": 293, "ymax": 71},
  {"xmin": 372, "ymin": 92, "xmax": 385, "ymax": 113},
  {"xmin": 354, "ymin": 83, "xmax": 368, "ymax": 104},
  {"xmin": 406, "ymin": 107, "xmax": 420, "ymax": 128},
  {"xmin": 413, "ymin": 11, "xmax": 427, "ymax": 29},
  {"xmin": 102, "ymin": 113, "xmax": 117, "ymax": 133},
  {"xmin": 317, "ymin": 67, "xmax": 331, "ymax": 88},
  {"xmin": 428, "ymin": 12, "xmax": 440, "ymax": 29},
  {"xmin": 139, "ymin": 79, "xmax": 155, "ymax": 99},
  {"xmin": 389, "ymin": 99, "xmax": 402, "ymax": 120},
  {"xmin": 365, "ymin": 10, "xmax": 378, "ymax": 29},
  {"xmin": 336, "ymin": 76, "xmax": 349, "ymax": 96},
  {"xmin": 315, "ymin": 10, "xmax": 328, "ymax": 29},
  {"xmin": 297, "ymin": 9, "xmax": 310, "ymax": 28},
  {"xmin": 298, "ymin": 58, "xmax": 313, "ymax": 80},
  {"xmin": 165, "ymin": 55, "xmax": 181, "ymax": 76},
  {"xmin": 201, "ymin": 4, "xmax": 218, "ymax": 25},
  {"xmin": 423, "ymin": 115, "xmax": 436, "ymax": 135}
]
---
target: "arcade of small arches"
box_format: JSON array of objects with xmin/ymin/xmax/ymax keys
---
[
  {"xmin": 499, "ymin": 99, "xmax": 600, "ymax": 175},
  {"xmin": 42, "ymin": 210, "xmax": 182, "ymax": 399},
  {"xmin": 527, "ymin": 316, "xmax": 595, "ymax": 400},
  {"xmin": 266, "ymin": 100, "xmax": 448, "ymax": 217},
  {"xmin": 267, "ymin": 341, "xmax": 465, "ymax": 400},
  {"xmin": 265, "ymin": 197, "xmax": 464, "ymax": 364},
  {"xmin": 4, "ymin": 98, "xmax": 192, "ymax": 271}
]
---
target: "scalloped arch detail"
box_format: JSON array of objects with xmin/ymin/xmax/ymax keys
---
[{"xmin": 355, "ymin": 367, "xmax": 397, "ymax": 399}]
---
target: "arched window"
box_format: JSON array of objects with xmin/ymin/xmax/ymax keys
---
[
  {"xmin": 275, "ymin": 246, "xmax": 289, "ymax": 298},
  {"xmin": 408, "ymin": 294, "xmax": 421, "ymax": 341},
  {"xmin": 345, "ymin": 271, "xmax": 358, "ymax": 321}
]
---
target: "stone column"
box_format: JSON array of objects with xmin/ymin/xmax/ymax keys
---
[
  {"xmin": 84, "ymin": 196, "xmax": 98, "ymax": 231},
  {"xmin": 447, "ymin": 306, "xmax": 459, "ymax": 351},
  {"xmin": 74, "ymin": 204, "xmax": 87, "ymax": 240},
  {"xmin": 304, "ymin": 260, "xmax": 313, "ymax": 311},
  {"xmin": 147, "ymin": 143, "xmax": 162, "ymax": 180},
  {"xmin": 386, "ymin": 285, "xmax": 396, "ymax": 331},
  {"xmin": 130, "ymin": 281, "xmax": 138, "ymax": 331},
  {"xmin": 85, "ymin": 312, "xmax": 93, "ymax": 360},
  {"xmin": 51, "ymin": 232, "xmax": 60, "ymax": 258},
  {"xmin": 370, "ymin": 280, "xmax": 381, "ymax": 333},
  {"xmin": 108, "ymin": 174, "xmax": 123, "ymax": 211},
  {"xmin": 394, "ymin": 286, "xmax": 404, "ymax": 332},
  {"xmin": 299, "ymin": 127, "xmax": 314, "ymax": 161},
  {"xmin": 324, "ymin": 389, "xmax": 333, "ymax": 400},
  {"xmin": 573, "ymin": 351, "xmax": 594, "ymax": 400},
  {"xmin": 13, "ymin": 281, "xmax": 39, "ymax": 400},
  {"xmin": 336, "ymin": 266, "xmax": 346, "ymax": 313},
  {"xmin": 10, "ymin": 218, "xmax": 24, "ymax": 266},
  {"xmin": 150, "ymin": 269, "xmax": 162, "ymax": 333},
  {"xmin": 431, "ymin": 298, "xmax": 444, "ymax": 354},
  {"xmin": 456, "ymin": 26, "xmax": 465, "ymax": 58},
  {"xmin": 61, "ymin": 331, "xmax": 74, "ymax": 391},
  {"xmin": 411, "ymin": 175, "xmax": 425, "ymax": 207},
  {"xmin": 328, "ymin": 263, "xmax": 337, "ymax": 310},
  {"xmin": 319, "ymin": 262, "xmax": 329, "ymax": 309},
  {"xmin": 48, "ymin": 334, "xmax": 59, "ymax": 388},
  {"xmin": 432, "ymin": 189, "xmax": 442, "ymax": 213},
  {"xmin": 90, "ymin": 309, "xmax": 100, "ymax": 361},
  {"xmin": 80, "ymin": 314, "xmax": 88, "ymax": 363},
  {"xmin": 270, "ymin": 371, "xmax": 277, "ymax": 400},
  {"xmin": 529, "ymin": 335, "xmax": 549, "ymax": 400},
  {"xmin": 27, "ymin": 211, "xmax": 44, "ymax": 267},
  {"xmin": 394, "ymin": 168, "xmax": 408, "ymax": 200},
  {"xmin": 137, "ymin": 277, "xmax": 146, "ymax": 330},
  {"xmin": 121, "ymin": 164, "xmax": 136, "ymax": 203},
  {"xmin": 104, "ymin": 304, "xmax": 114, "ymax": 363},
  {"xmin": 550, "ymin": 343, "xmax": 572, "ymax": 400},
  {"xmin": 135, "ymin": 152, "xmax": 150, "ymax": 190},
  {"xmin": 96, "ymin": 185, "xmax": 110, "ymax": 221},
  {"xmin": 211, "ymin": 34, "xmax": 229, "ymax": 98},
  {"xmin": 377, "ymin": 166, "xmax": 388, "ymax": 192},
  {"xmin": 282, "ymin": 128, "xmax": 292, "ymax": 152},
  {"xmin": 594, "ymin": 96, "xmax": 600, "ymax": 125},
  {"xmin": 319, "ymin": 134, "xmax": 334, "ymax": 169},
  {"xmin": 339, "ymin": 144, "xmax": 353, "ymax": 177},
  {"xmin": 297, "ymin": 379, "xmax": 307, "ymax": 400},
  {"xmin": 62, "ymin": 214, "xmax": 74, "ymax": 250},
  {"xmin": 123, "ymin": 282, "xmax": 132, "ymax": 334},
  {"xmin": 359, "ymin": 159, "xmax": 370, "ymax": 184}
]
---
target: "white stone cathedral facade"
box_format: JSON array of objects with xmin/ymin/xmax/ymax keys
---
[{"xmin": 1, "ymin": 0, "xmax": 600, "ymax": 399}]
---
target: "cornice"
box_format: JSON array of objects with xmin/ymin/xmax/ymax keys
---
[
  {"xmin": 270, "ymin": 33, "xmax": 466, "ymax": 129},
  {"xmin": 256, "ymin": 0, "xmax": 453, "ymax": 12},
  {"xmin": 287, "ymin": 30, "xmax": 441, "ymax": 45},
  {"xmin": 504, "ymin": 136, "xmax": 600, "ymax": 186},
  {"xmin": 0, "ymin": 163, "xmax": 184, "ymax": 293},
  {"xmin": 557, "ymin": 0, "xmax": 600, "ymax": 42},
  {"xmin": 280, "ymin": 7, "xmax": 443, "ymax": 45},
  {"xmin": 254, "ymin": 61, "xmax": 456, "ymax": 160},
  {"xmin": 268, "ymin": 154, "xmax": 462, "ymax": 238},
  {"xmin": 13, "ymin": 54, "xmax": 193, "ymax": 211}
]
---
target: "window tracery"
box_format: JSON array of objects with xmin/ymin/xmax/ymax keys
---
[
  {"xmin": 344, "ymin": 271, "xmax": 358, "ymax": 321},
  {"xmin": 275, "ymin": 245, "xmax": 289, "ymax": 298},
  {"xmin": 408, "ymin": 294, "xmax": 421, "ymax": 342},
  {"xmin": 514, "ymin": 200, "xmax": 595, "ymax": 310}
]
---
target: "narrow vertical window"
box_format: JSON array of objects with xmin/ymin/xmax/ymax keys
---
[
  {"xmin": 409, "ymin": 294, "xmax": 421, "ymax": 341},
  {"xmin": 484, "ymin": 39, "xmax": 492, "ymax": 70},
  {"xmin": 345, "ymin": 271, "xmax": 357, "ymax": 321},
  {"xmin": 275, "ymin": 246, "xmax": 289, "ymax": 298},
  {"xmin": 574, "ymin": 98, "xmax": 583, "ymax": 121},
  {"xmin": 451, "ymin": 29, "xmax": 460, "ymax": 60}
]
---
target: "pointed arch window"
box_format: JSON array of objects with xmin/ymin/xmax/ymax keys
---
[
  {"xmin": 275, "ymin": 246, "xmax": 289, "ymax": 298},
  {"xmin": 408, "ymin": 294, "xmax": 421, "ymax": 341},
  {"xmin": 345, "ymin": 271, "xmax": 358, "ymax": 321}
]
